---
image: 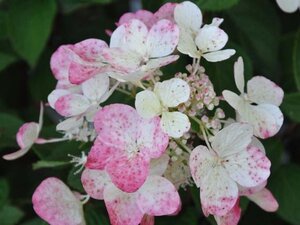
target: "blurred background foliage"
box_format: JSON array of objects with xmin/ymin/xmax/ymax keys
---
[{"xmin": 0, "ymin": 0, "xmax": 300, "ymax": 224}]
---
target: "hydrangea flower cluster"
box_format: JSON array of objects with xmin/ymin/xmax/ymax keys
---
[{"xmin": 3, "ymin": 1, "xmax": 284, "ymax": 225}]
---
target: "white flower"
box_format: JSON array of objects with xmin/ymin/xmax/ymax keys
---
[
  {"xmin": 276, "ymin": 0, "xmax": 300, "ymax": 13},
  {"xmin": 135, "ymin": 78, "xmax": 191, "ymax": 138},
  {"xmin": 190, "ymin": 123, "xmax": 271, "ymax": 217},
  {"xmin": 174, "ymin": 1, "xmax": 235, "ymax": 61},
  {"xmin": 222, "ymin": 57, "xmax": 284, "ymax": 139}
]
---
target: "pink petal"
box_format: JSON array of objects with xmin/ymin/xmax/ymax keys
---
[
  {"xmin": 106, "ymin": 153, "xmax": 150, "ymax": 193},
  {"xmin": 141, "ymin": 215, "xmax": 155, "ymax": 225},
  {"xmin": 86, "ymin": 137, "xmax": 121, "ymax": 170},
  {"xmin": 47, "ymin": 89, "xmax": 70, "ymax": 109},
  {"xmin": 247, "ymin": 188, "xmax": 279, "ymax": 212},
  {"xmin": 104, "ymin": 184, "xmax": 143, "ymax": 225},
  {"xmin": 224, "ymin": 146, "xmax": 271, "ymax": 187},
  {"xmin": 146, "ymin": 19, "xmax": 179, "ymax": 58},
  {"xmin": 238, "ymin": 181, "xmax": 267, "ymax": 196},
  {"xmin": 2, "ymin": 146, "xmax": 30, "ymax": 161},
  {"xmin": 81, "ymin": 168, "xmax": 111, "ymax": 200},
  {"xmin": 153, "ymin": 3, "xmax": 177, "ymax": 23},
  {"xmin": 117, "ymin": 10, "xmax": 154, "ymax": 28},
  {"xmin": 54, "ymin": 94, "xmax": 90, "ymax": 117},
  {"xmin": 136, "ymin": 176, "xmax": 180, "ymax": 216},
  {"xmin": 16, "ymin": 122, "xmax": 39, "ymax": 148},
  {"xmin": 247, "ymin": 76, "xmax": 284, "ymax": 106},
  {"xmin": 214, "ymin": 201, "xmax": 241, "ymax": 225},
  {"xmin": 32, "ymin": 177, "xmax": 85, "ymax": 225}
]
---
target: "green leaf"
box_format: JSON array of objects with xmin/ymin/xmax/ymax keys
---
[
  {"xmin": 281, "ymin": 93, "xmax": 300, "ymax": 123},
  {"xmin": 67, "ymin": 167, "xmax": 84, "ymax": 192},
  {"xmin": 0, "ymin": 11, "xmax": 8, "ymax": 40},
  {"xmin": 58, "ymin": 0, "xmax": 113, "ymax": 14},
  {"xmin": 0, "ymin": 52, "xmax": 17, "ymax": 72},
  {"xmin": 84, "ymin": 203, "xmax": 110, "ymax": 225},
  {"xmin": 7, "ymin": 0, "xmax": 57, "ymax": 67},
  {"xmin": 269, "ymin": 164, "xmax": 300, "ymax": 225},
  {"xmin": 20, "ymin": 218, "xmax": 47, "ymax": 225},
  {"xmin": 32, "ymin": 160, "xmax": 69, "ymax": 170},
  {"xmin": 0, "ymin": 205, "xmax": 24, "ymax": 225},
  {"xmin": 196, "ymin": 0, "xmax": 239, "ymax": 11},
  {"xmin": 293, "ymin": 29, "xmax": 300, "ymax": 90},
  {"xmin": 263, "ymin": 139, "xmax": 283, "ymax": 172},
  {"xmin": 0, "ymin": 179, "xmax": 9, "ymax": 208},
  {"xmin": 0, "ymin": 113, "xmax": 23, "ymax": 148}
]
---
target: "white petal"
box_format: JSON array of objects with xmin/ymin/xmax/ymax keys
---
[
  {"xmin": 238, "ymin": 181, "xmax": 267, "ymax": 196},
  {"xmin": 174, "ymin": 1, "xmax": 202, "ymax": 33},
  {"xmin": 222, "ymin": 90, "xmax": 244, "ymax": 110},
  {"xmin": 81, "ymin": 74, "xmax": 109, "ymax": 102},
  {"xmin": 211, "ymin": 123, "xmax": 253, "ymax": 157},
  {"xmin": 276, "ymin": 0, "xmax": 299, "ymax": 13},
  {"xmin": 154, "ymin": 78, "xmax": 190, "ymax": 107},
  {"xmin": 81, "ymin": 168, "xmax": 111, "ymax": 200},
  {"xmin": 224, "ymin": 146, "xmax": 270, "ymax": 187},
  {"xmin": 251, "ymin": 137, "xmax": 265, "ymax": 154},
  {"xmin": 145, "ymin": 55, "xmax": 179, "ymax": 71},
  {"xmin": 146, "ymin": 19, "xmax": 179, "ymax": 58},
  {"xmin": 247, "ymin": 76, "xmax": 284, "ymax": 106},
  {"xmin": 135, "ymin": 90, "xmax": 162, "ymax": 118},
  {"xmin": 55, "ymin": 94, "xmax": 90, "ymax": 117},
  {"xmin": 149, "ymin": 154, "xmax": 170, "ymax": 176},
  {"xmin": 177, "ymin": 27, "xmax": 199, "ymax": 58},
  {"xmin": 161, "ymin": 111, "xmax": 190, "ymax": 138},
  {"xmin": 110, "ymin": 19, "xmax": 148, "ymax": 56},
  {"xmin": 247, "ymin": 188, "xmax": 279, "ymax": 212},
  {"xmin": 202, "ymin": 49, "xmax": 235, "ymax": 62},
  {"xmin": 195, "ymin": 25, "xmax": 228, "ymax": 53},
  {"xmin": 234, "ymin": 57, "xmax": 245, "ymax": 94},
  {"xmin": 56, "ymin": 117, "xmax": 84, "ymax": 131},
  {"xmin": 47, "ymin": 89, "xmax": 70, "ymax": 109}
]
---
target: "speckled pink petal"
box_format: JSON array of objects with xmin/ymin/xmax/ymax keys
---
[
  {"xmin": 50, "ymin": 45, "xmax": 74, "ymax": 81},
  {"xmin": 81, "ymin": 168, "xmax": 111, "ymax": 200},
  {"xmin": 117, "ymin": 10, "xmax": 154, "ymax": 28},
  {"xmin": 47, "ymin": 89, "xmax": 70, "ymax": 109},
  {"xmin": 137, "ymin": 176, "xmax": 180, "ymax": 216},
  {"xmin": 16, "ymin": 122, "xmax": 39, "ymax": 149},
  {"xmin": 110, "ymin": 19, "xmax": 148, "ymax": 56},
  {"xmin": 214, "ymin": 201, "xmax": 241, "ymax": 225},
  {"xmin": 238, "ymin": 181, "xmax": 267, "ymax": 196},
  {"xmin": 32, "ymin": 177, "xmax": 85, "ymax": 225},
  {"xmin": 146, "ymin": 19, "xmax": 179, "ymax": 58},
  {"xmin": 81, "ymin": 74, "xmax": 109, "ymax": 102},
  {"xmin": 247, "ymin": 76, "xmax": 284, "ymax": 106},
  {"xmin": 247, "ymin": 188, "xmax": 278, "ymax": 212},
  {"xmin": 224, "ymin": 146, "xmax": 271, "ymax": 187},
  {"xmin": 86, "ymin": 137, "xmax": 121, "ymax": 169},
  {"xmin": 106, "ymin": 153, "xmax": 150, "ymax": 193},
  {"xmin": 54, "ymin": 94, "xmax": 90, "ymax": 117},
  {"xmin": 141, "ymin": 215, "xmax": 155, "ymax": 225},
  {"xmin": 154, "ymin": 3, "xmax": 176, "ymax": 23},
  {"xmin": 104, "ymin": 184, "xmax": 143, "ymax": 225}
]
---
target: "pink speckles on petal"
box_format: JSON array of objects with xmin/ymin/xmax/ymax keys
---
[
  {"xmin": 154, "ymin": 3, "xmax": 177, "ymax": 23},
  {"xmin": 137, "ymin": 176, "xmax": 180, "ymax": 216},
  {"xmin": 117, "ymin": 10, "xmax": 154, "ymax": 28},
  {"xmin": 214, "ymin": 201, "xmax": 241, "ymax": 225},
  {"xmin": 106, "ymin": 153, "xmax": 150, "ymax": 193},
  {"xmin": 16, "ymin": 122, "xmax": 39, "ymax": 148}
]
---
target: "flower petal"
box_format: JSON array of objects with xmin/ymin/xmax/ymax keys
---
[
  {"xmin": 155, "ymin": 78, "xmax": 190, "ymax": 107},
  {"xmin": 136, "ymin": 175, "xmax": 180, "ymax": 216},
  {"xmin": 32, "ymin": 177, "xmax": 85, "ymax": 225},
  {"xmin": 81, "ymin": 168, "xmax": 111, "ymax": 200},
  {"xmin": 104, "ymin": 184, "xmax": 143, "ymax": 225},
  {"xmin": 82, "ymin": 74, "xmax": 110, "ymax": 102},
  {"xmin": 211, "ymin": 123, "xmax": 253, "ymax": 157},
  {"xmin": 247, "ymin": 76, "xmax": 284, "ymax": 106},
  {"xmin": 149, "ymin": 154, "xmax": 170, "ymax": 176},
  {"xmin": 224, "ymin": 146, "xmax": 271, "ymax": 187},
  {"xmin": 16, "ymin": 122, "xmax": 39, "ymax": 149},
  {"xmin": 135, "ymin": 90, "xmax": 162, "ymax": 119},
  {"xmin": 106, "ymin": 153, "xmax": 150, "ymax": 193},
  {"xmin": 2, "ymin": 146, "xmax": 30, "ymax": 161},
  {"xmin": 176, "ymin": 27, "xmax": 199, "ymax": 58},
  {"xmin": 110, "ymin": 19, "xmax": 148, "ymax": 56},
  {"xmin": 247, "ymin": 188, "xmax": 279, "ymax": 212},
  {"xmin": 222, "ymin": 90, "xmax": 244, "ymax": 110},
  {"xmin": 56, "ymin": 116, "xmax": 84, "ymax": 132},
  {"xmin": 146, "ymin": 19, "xmax": 179, "ymax": 58},
  {"xmin": 117, "ymin": 10, "xmax": 154, "ymax": 28},
  {"xmin": 214, "ymin": 201, "xmax": 241, "ymax": 225},
  {"xmin": 50, "ymin": 45, "xmax": 73, "ymax": 81},
  {"xmin": 154, "ymin": 3, "xmax": 177, "ymax": 23},
  {"xmin": 145, "ymin": 55, "xmax": 179, "ymax": 71},
  {"xmin": 195, "ymin": 25, "xmax": 228, "ymax": 53},
  {"xmin": 161, "ymin": 111, "xmax": 190, "ymax": 138},
  {"xmin": 54, "ymin": 94, "xmax": 90, "ymax": 117},
  {"xmin": 174, "ymin": 1, "xmax": 202, "ymax": 33},
  {"xmin": 48, "ymin": 89, "xmax": 70, "ymax": 109},
  {"xmin": 234, "ymin": 57, "xmax": 245, "ymax": 94},
  {"xmin": 276, "ymin": 0, "xmax": 299, "ymax": 13},
  {"xmin": 140, "ymin": 215, "xmax": 155, "ymax": 225},
  {"xmin": 202, "ymin": 49, "xmax": 235, "ymax": 62}
]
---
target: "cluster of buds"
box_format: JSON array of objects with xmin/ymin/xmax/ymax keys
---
[{"xmin": 3, "ymin": 1, "xmax": 284, "ymax": 225}]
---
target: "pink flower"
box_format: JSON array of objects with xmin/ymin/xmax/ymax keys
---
[
  {"xmin": 50, "ymin": 38, "xmax": 109, "ymax": 85},
  {"xmin": 117, "ymin": 3, "xmax": 177, "ymax": 29},
  {"xmin": 32, "ymin": 177, "xmax": 86, "ymax": 225},
  {"xmin": 86, "ymin": 103, "xmax": 169, "ymax": 192},
  {"xmin": 214, "ymin": 201, "xmax": 241, "ymax": 225},
  {"xmin": 81, "ymin": 167, "xmax": 180, "ymax": 225}
]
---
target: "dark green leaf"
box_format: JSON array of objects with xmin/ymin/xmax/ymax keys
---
[
  {"xmin": 281, "ymin": 93, "xmax": 300, "ymax": 123},
  {"xmin": 293, "ymin": 29, "xmax": 300, "ymax": 90},
  {"xmin": 84, "ymin": 203, "xmax": 110, "ymax": 225},
  {"xmin": 196, "ymin": 0, "xmax": 239, "ymax": 11},
  {"xmin": 0, "ymin": 113, "xmax": 23, "ymax": 148},
  {"xmin": 7, "ymin": 0, "xmax": 57, "ymax": 67},
  {"xmin": 32, "ymin": 160, "xmax": 69, "ymax": 170},
  {"xmin": 67, "ymin": 167, "xmax": 84, "ymax": 192},
  {"xmin": 0, "ymin": 205, "xmax": 24, "ymax": 225},
  {"xmin": 20, "ymin": 218, "xmax": 47, "ymax": 225},
  {"xmin": 58, "ymin": 0, "xmax": 113, "ymax": 14},
  {"xmin": 269, "ymin": 164, "xmax": 300, "ymax": 225},
  {"xmin": 0, "ymin": 179, "xmax": 9, "ymax": 208},
  {"xmin": 0, "ymin": 52, "xmax": 17, "ymax": 72},
  {"xmin": 263, "ymin": 139, "xmax": 283, "ymax": 172}
]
